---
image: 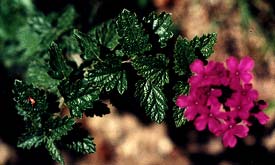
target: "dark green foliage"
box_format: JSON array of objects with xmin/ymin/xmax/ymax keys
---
[
  {"xmin": 74, "ymin": 30, "xmax": 100, "ymax": 61},
  {"xmin": 46, "ymin": 140, "xmax": 64, "ymax": 164},
  {"xmin": 135, "ymin": 80, "xmax": 168, "ymax": 123},
  {"xmin": 89, "ymin": 20, "xmax": 120, "ymax": 51},
  {"xmin": 86, "ymin": 61, "xmax": 127, "ymax": 94},
  {"xmin": 116, "ymin": 9, "xmax": 152, "ymax": 57},
  {"xmin": 17, "ymin": 132, "xmax": 46, "ymax": 150},
  {"xmin": 190, "ymin": 33, "xmax": 217, "ymax": 58},
  {"xmin": 143, "ymin": 11, "xmax": 174, "ymax": 48},
  {"xmin": 173, "ymin": 36, "xmax": 196, "ymax": 76},
  {"xmin": 58, "ymin": 79, "xmax": 101, "ymax": 118},
  {"xmin": 172, "ymin": 82, "xmax": 189, "ymax": 127},
  {"xmin": 173, "ymin": 33, "xmax": 217, "ymax": 76},
  {"xmin": 11, "ymin": 7, "xmax": 217, "ymax": 163},
  {"xmin": 62, "ymin": 125, "xmax": 96, "ymax": 154},
  {"xmin": 25, "ymin": 59, "xmax": 60, "ymax": 93},
  {"xmin": 48, "ymin": 43, "xmax": 73, "ymax": 80},
  {"xmin": 132, "ymin": 54, "xmax": 169, "ymax": 87},
  {"xmin": 13, "ymin": 80, "xmax": 78, "ymax": 165},
  {"xmin": 172, "ymin": 107, "xmax": 187, "ymax": 128},
  {"xmin": 65, "ymin": 136, "xmax": 96, "ymax": 154},
  {"xmin": 13, "ymin": 78, "xmax": 97, "ymax": 164},
  {"xmin": 13, "ymin": 80, "xmax": 49, "ymax": 123}
]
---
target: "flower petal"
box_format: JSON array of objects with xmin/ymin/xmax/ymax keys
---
[
  {"xmin": 208, "ymin": 118, "xmax": 221, "ymax": 134},
  {"xmin": 226, "ymin": 56, "xmax": 238, "ymax": 71},
  {"xmin": 223, "ymin": 131, "xmax": 237, "ymax": 148},
  {"xmin": 254, "ymin": 112, "xmax": 269, "ymax": 125},
  {"xmin": 190, "ymin": 59, "xmax": 204, "ymax": 73},
  {"xmin": 239, "ymin": 56, "xmax": 254, "ymax": 72},
  {"xmin": 232, "ymin": 125, "xmax": 249, "ymax": 138},
  {"xmin": 240, "ymin": 72, "xmax": 253, "ymax": 83},
  {"xmin": 176, "ymin": 95, "xmax": 188, "ymax": 108},
  {"xmin": 194, "ymin": 115, "xmax": 208, "ymax": 131},
  {"xmin": 184, "ymin": 107, "xmax": 198, "ymax": 121}
]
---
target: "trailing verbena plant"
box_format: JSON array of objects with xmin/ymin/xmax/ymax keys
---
[{"xmin": 10, "ymin": 5, "xmax": 268, "ymax": 165}]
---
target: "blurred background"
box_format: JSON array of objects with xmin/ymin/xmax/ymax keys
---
[{"xmin": 1, "ymin": 0, "xmax": 275, "ymax": 164}]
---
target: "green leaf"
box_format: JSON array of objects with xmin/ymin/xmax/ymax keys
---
[
  {"xmin": 172, "ymin": 106, "xmax": 187, "ymax": 127},
  {"xmin": 58, "ymin": 79, "xmax": 100, "ymax": 118},
  {"xmin": 132, "ymin": 54, "xmax": 169, "ymax": 87},
  {"xmin": 47, "ymin": 116, "xmax": 75, "ymax": 141},
  {"xmin": 116, "ymin": 9, "xmax": 151, "ymax": 57},
  {"xmin": 18, "ymin": 133, "xmax": 45, "ymax": 149},
  {"xmin": 117, "ymin": 70, "xmax": 128, "ymax": 94},
  {"xmin": 135, "ymin": 80, "xmax": 167, "ymax": 123},
  {"xmin": 25, "ymin": 58, "xmax": 59, "ymax": 93},
  {"xmin": 173, "ymin": 81, "xmax": 190, "ymax": 96},
  {"xmin": 87, "ymin": 64, "xmax": 128, "ymax": 95},
  {"xmin": 143, "ymin": 11, "xmax": 174, "ymax": 48},
  {"xmin": 46, "ymin": 140, "xmax": 64, "ymax": 165},
  {"xmin": 172, "ymin": 81, "xmax": 189, "ymax": 127},
  {"xmin": 65, "ymin": 136, "xmax": 96, "ymax": 154},
  {"xmin": 74, "ymin": 29, "xmax": 100, "ymax": 61},
  {"xmin": 173, "ymin": 36, "xmax": 196, "ymax": 76},
  {"xmin": 59, "ymin": 32, "xmax": 81, "ymax": 55},
  {"xmin": 13, "ymin": 80, "xmax": 48, "ymax": 122},
  {"xmin": 89, "ymin": 20, "xmax": 120, "ymax": 51},
  {"xmin": 173, "ymin": 33, "xmax": 217, "ymax": 76},
  {"xmin": 190, "ymin": 33, "xmax": 217, "ymax": 58},
  {"xmin": 48, "ymin": 42, "xmax": 73, "ymax": 80},
  {"xmin": 61, "ymin": 125, "xmax": 96, "ymax": 154}
]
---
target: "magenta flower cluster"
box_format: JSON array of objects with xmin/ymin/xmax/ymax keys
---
[{"xmin": 176, "ymin": 56, "xmax": 269, "ymax": 148}]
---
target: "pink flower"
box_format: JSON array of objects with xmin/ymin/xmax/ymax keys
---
[
  {"xmin": 226, "ymin": 56, "xmax": 254, "ymax": 84},
  {"xmin": 225, "ymin": 92, "xmax": 254, "ymax": 120},
  {"xmin": 194, "ymin": 104, "xmax": 225, "ymax": 135},
  {"xmin": 175, "ymin": 56, "xmax": 269, "ymax": 148},
  {"xmin": 176, "ymin": 91, "xmax": 207, "ymax": 121},
  {"xmin": 189, "ymin": 60, "xmax": 226, "ymax": 87},
  {"xmin": 176, "ymin": 95, "xmax": 188, "ymax": 108},
  {"xmin": 222, "ymin": 122, "xmax": 249, "ymax": 148},
  {"xmin": 239, "ymin": 84, "xmax": 258, "ymax": 102},
  {"xmin": 210, "ymin": 62, "xmax": 229, "ymax": 86}
]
